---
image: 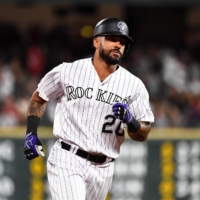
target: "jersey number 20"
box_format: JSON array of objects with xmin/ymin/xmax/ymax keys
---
[{"xmin": 102, "ymin": 115, "xmax": 124, "ymax": 136}]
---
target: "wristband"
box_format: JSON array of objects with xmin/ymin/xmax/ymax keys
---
[
  {"xmin": 26, "ymin": 115, "xmax": 40, "ymax": 134},
  {"xmin": 127, "ymin": 118, "xmax": 141, "ymax": 133}
]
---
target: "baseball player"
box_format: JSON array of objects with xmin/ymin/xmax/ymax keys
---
[{"xmin": 23, "ymin": 18, "xmax": 154, "ymax": 200}]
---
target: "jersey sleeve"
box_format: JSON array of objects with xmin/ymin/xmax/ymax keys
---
[
  {"xmin": 129, "ymin": 81, "xmax": 154, "ymax": 123},
  {"xmin": 37, "ymin": 63, "xmax": 64, "ymax": 101}
]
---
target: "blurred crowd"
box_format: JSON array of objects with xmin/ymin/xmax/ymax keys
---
[{"xmin": 1, "ymin": 21, "xmax": 200, "ymax": 128}]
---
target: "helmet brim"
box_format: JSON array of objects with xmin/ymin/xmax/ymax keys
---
[{"xmin": 94, "ymin": 32, "xmax": 133, "ymax": 44}]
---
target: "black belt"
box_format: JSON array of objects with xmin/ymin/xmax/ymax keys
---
[{"xmin": 61, "ymin": 141, "xmax": 115, "ymax": 164}]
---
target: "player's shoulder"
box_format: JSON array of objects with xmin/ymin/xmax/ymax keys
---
[
  {"xmin": 62, "ymin": 57, "xmax": 91, "ymax": 68},
  {"xmin": 48, "ymin": 58, "xmax": 92, "ymax": 75},
  {"xmin": 119, "ymin": 65, "xmax": 143, "ymax": 83}
]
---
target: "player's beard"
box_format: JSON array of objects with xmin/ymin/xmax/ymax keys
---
[{"xmin": 99, "ymin": 44, "xmax": 123, "ymax": 65}]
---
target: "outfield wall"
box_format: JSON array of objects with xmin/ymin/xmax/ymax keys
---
[{"xmin": 0, "ymin": 127, "xmax": 199, "ymax": 200}]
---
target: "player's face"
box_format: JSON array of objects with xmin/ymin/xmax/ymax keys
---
[{"xmin": 98, "ymin": 36, "xmax": 126, "ymax": 65}]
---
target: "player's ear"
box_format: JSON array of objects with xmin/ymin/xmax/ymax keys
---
[{"xmin": 93, "ymin": 37, "xmax": 99, "ymax": 49}]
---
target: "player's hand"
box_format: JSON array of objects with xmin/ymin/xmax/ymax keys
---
[
  {"xmin": 23, "ymin": 132, "xmax": 45, "ymax": 160},
  {"xmin": 112, "ymin": 102, "xmax": 133, "ymax": 124}
]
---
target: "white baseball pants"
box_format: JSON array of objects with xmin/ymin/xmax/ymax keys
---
[{"xmin": 47, "ymin": 140, "xmax": 114, "ymax": 200}]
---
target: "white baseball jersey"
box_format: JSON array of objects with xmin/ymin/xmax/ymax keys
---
[{"xmin": 37, "ymin": 57, "xmax": 154, "ymax": 159}]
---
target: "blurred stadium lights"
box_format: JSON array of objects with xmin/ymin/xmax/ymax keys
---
[{"xmin": 80, "ymin": 25, "xmax": 93, "ymax": 38}]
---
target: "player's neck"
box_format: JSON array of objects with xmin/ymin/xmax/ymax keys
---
[{"xmin": 92, "ymin": 57, "xmax": 118, "ymax": 81}]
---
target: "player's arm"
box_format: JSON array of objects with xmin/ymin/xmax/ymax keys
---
[
  {"xmin": 24, "ymin": 90, "xmax": 47, "ymax": 160},
  {"xmin": 112, "ymin": 102, "xmax": 151, "ymax": 142},
  {"xmin": 127, "ymin": 121, "xmax": 151, "ymax": 142},
  {"xmin": 28, "ymin": 90, "xmax": 48, "ymax": 118}
]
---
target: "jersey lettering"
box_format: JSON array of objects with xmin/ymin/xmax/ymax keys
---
[
  {"xmin": 75, "ymin": 87, "xmax": 85, "ymax": 98},
  {"xmin": 105, "ymin": 92, "xmax": 114, "ymax": 104},
  {"xmin": 85, "ymin": 88, "xmax": 93, "ymax": 99},
  {"xmin": 65, "ymin": 85, "xmax": 128, "ymax": 104},
  {"xmin": 112, "ymin": 94, "xmax": 122, "ymax": 103},
  {"xmin": 66, "ymin": 86, "xmax": 93, "ymax": 100},
  {"xmin": 96, "ymin": 89, "xmax": 108, "ymax": 102},
  {"xmin": 66, "ymin": 86, "xmax": 77, "ymax": 100},
  {"xmin": 121, "ymin": 99, "xmax": 128, "ymax": 104}
]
